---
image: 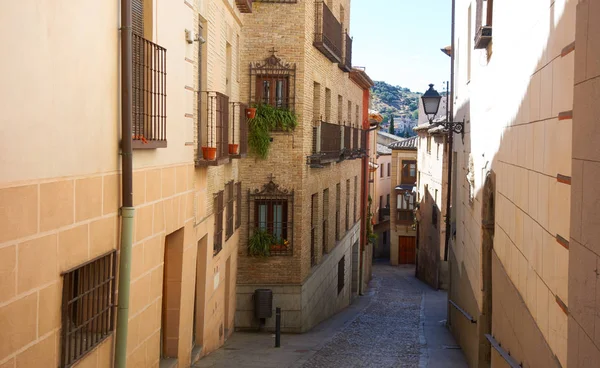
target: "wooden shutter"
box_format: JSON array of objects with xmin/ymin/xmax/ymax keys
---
[{"xmin": 132, "ymin": 0, "xmax": 144, "ymax": 36}]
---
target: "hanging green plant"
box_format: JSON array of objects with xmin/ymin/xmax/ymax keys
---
[
  {"xmin": 248, "ymin": 228, "xmax": 274, "ymax": 257},
  {"xmin": 248, "ymin": 104, "xmax": 298, "ymax": 159}
]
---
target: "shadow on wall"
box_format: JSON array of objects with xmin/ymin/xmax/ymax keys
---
[
  {"xmin": 416, "ymin": 188, "xmax": 441, "ymax": 289},
  {"xmin": 447, "ymin": 2, "xmax": 573, "ymax": 367}
]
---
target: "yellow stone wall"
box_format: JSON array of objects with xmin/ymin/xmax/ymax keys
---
[{"xmin": 449, "ymin": 0, "xmax": 575, "ymax": 366}]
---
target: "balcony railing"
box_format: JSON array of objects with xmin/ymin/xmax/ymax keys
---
[
  {"xmin": 339, "ymin": 32, "xmax": 353, "ymax": 72},
  {"xmin": 379, "ymin": 207, "xmax": 390, "ymax": 222},
  {"xmin": 307, "ymin": 123, "xmax": 365, "ymax": 167},
  {"xmin": 132, "ymin": 34, "xmax": 167, "ymax": 149},
  {"xmin": 230, "ymin": 103, "xmax": 248, "ymax": 159},
  {"xmin": 235, "ymin": 0, "xmax": 252, "ymax": 13},
  {"xmin": 197, "ymin": 92, "xmax": 230, "ymax": 166},
  {"xmin": 314, "ymin": 1, "xmax": 342, "ymax": 63},
  {"xmin": 397, "ymin": 209, "xmax": 413, "ymax": 225}
]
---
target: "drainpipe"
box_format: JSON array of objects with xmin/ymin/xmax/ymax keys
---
[
  {"xmin": 446, "ymin": 0, "xmax": 457, "ymax": 329},
  {"xmin": 115, "ymin": 0, "xmax": 135, "ymax": 366}
]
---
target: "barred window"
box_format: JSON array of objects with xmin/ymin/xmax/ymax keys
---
[
  {"xmin": 61, "ymin": 251, "xmax": 117, "ymax": 368},
  {"xmin": 335, "ymin": 183, "xmax": 341, "ymax": 241},
  {"xmin": 214, "ymin": 190, "xmax": 224, "ymax": 255},
  {"xmin": 311, "ymin": 193, "xmax": 318, "ymax": 267},
  {"xmin": 235, "ymin": 182, "xmax": 242, "ymax": 229},
  {"xmin": 322, "ymin": 188, "xmax": 329, "ymax": 254},
  {"xmin": 226, "ymin": 181, "xmax": 234, "ymax": 240}
]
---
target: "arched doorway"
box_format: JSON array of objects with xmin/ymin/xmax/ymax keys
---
[{"xmin": 479, "ymin": 171, "xmax": 495, "ymax": 367}]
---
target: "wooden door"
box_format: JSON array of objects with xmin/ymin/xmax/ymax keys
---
[{"xmin": 398, "ymin": 236, "xmax": 416, "ymax": 265}]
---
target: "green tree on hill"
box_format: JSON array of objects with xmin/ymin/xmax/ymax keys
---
[{"xmin": 389, "ymin": 116, "xmax": 395, "ymax": 135}]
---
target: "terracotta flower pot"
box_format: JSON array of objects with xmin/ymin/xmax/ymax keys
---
[
  {"xmin": 228, "ymin": 143, "xmax": 239, "ymax": 155},
  {"xmin": 201, "ymin": 146, "xmax": 217, "ymax": 160},
  {"xmin": 246, "ymin": 107, "xmax": 257, "ymax": 119}
]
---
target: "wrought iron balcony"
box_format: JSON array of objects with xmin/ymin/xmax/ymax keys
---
[
  {"xmin": 379, "ymin": 207, "xmax": 390, "ymax": 222},
  {"xmin": 235, "ymin": 0, "xmax": 252, "ymax": 13},
  {"xmin": 339, "ymin": 32, "xmax": 352, "ymax": 72},
  {"xmin": 132, "ymin": 34, "xmax": 167, "ymax": 149},
  {"xmin": 313, "ymin": 1, "xmax": 342, "ymax": 63}
]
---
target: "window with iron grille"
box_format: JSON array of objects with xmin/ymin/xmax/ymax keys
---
[
  {"xmin": 132, "ymin": 1, "xmax": 167, "ymax": 149},
  {"xmin": 353, "ymin": 176, "xmax": 358, "ymax": 223},
  {"xmin": 337, "ymin": 95, "xmax": 343, "ymax": 123},
  {"xmin": 474, "ymin": 0, "xmax": 494, "ymax": 49},
  {"xmin": 345, "ymin": 180, "xmax": 350, "ymax": 231},
  {"xmin": 226, "ymin": 181, "xmax": 234, "ymax": 240},
  {"xmin": 352, "ymin": 127, "xmax": 359, "ymax": 150},
  {"xmin": 249, "ymin": 178, "xmax": 294, "ymax": 256},
  {"xmin": 235, "ymin": 182, "xmax": 242, "ymax": 229},
  {"xmin": 202, "ymin": 92, "xmax": 230, "ymax": 161},
  {"xmin": 322, "ymin": 188, "xmax": 329, "ymax": 254},
  {"xmin": 432, "ymin": 204, "xmax": 438, "ymax": 228},
  {"xmin": 337, "ymin": 256, "xmax": 345, "ymax": 294},
  {"xmin": 335, "ymin": 183, "xmax": 341, "ymax": 241},
  {"xmin": 214, "ymin": 190, "xmax": 224, "ymax": 255},
  {"xmin": 250, "ymin": 52, "xmax": 296, "ymax": 111},
  {"xmin": 60, "ymin": 251, "xmax": 117, "ymax": 368},
  {"xmin": 319, "ymin": 122, "xmax": 342, "ymax": 162},
  {"xmin": 325, "ymin": 88, "xmax": 331, "ymax": 122},
  {"xmin": 343, "ymin": 126, "xmax": 351, "ymax": 150},
  {"xmin": 311, "ymin": 193, "xmax": 318, "ymax": 267},
  {"xmin": 347, "ymin": 101, "xmax": 352, "ymax": 126},
  {"xmin": 230, "ymin": 103, "xmax": 248, "ymax": 157}
]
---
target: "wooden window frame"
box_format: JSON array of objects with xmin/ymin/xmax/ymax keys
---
[
  {"xmin": 225, "ymin": 181, "xmax": 234, "ymax": 240},
  {"xmin": 235, "ymin": 182, "xmax": 242, "ymax": 229},
  {"xmin": 214, "ymin": 191, "xmax": 224, "ymax": 255},
  {"xmin": 401, "ymin": 160, "xmax": 417, "ymax": 184}
]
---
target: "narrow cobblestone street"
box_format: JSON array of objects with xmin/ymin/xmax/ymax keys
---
[{"xmin": 194, "ymin": 263, "xmax": 467, "ymax": 368}]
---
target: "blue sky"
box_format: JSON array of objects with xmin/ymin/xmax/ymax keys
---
[{"xmin": 350, "ymin": 0, "xmax": 451, "ymax": 93}]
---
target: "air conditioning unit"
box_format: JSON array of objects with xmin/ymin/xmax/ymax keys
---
[{"xmin": 474, "ymin": 26, "xmax": 492, "ymax": 49}]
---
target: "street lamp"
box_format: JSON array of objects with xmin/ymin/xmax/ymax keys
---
[
  {"xmin": 421, "ymin": 84, "xmax": 442, "ymax": 121},
  {"xmin": 420, "ymin": 82, "xmax": 465, "ymax": 265},
  {"xmin": 421, "ymin": 83, "xmax": 464, "ymax": 134}
]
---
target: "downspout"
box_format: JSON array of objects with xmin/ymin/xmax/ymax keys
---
[
  {"xmin": 444, "ymin": 0, "xmax": 456, "ymax": 263},
  {"xmin": 115, "ymin": 0, "xmax": 135, "ymax": 366},
  {"xmin": 446, "ymin": 0, "xmax": 457, "ymax": 328}
]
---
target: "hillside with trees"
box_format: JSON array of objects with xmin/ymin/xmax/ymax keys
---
[{"xmin": 371, "ymin": 81, "xmax": 421, "ymax": 137}]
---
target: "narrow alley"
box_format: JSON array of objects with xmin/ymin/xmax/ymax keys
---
[{"xmin": 194, "ymin": 263, "xmax": 467, "ymax": 368}]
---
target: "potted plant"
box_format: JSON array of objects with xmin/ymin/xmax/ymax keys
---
[
  {"xmin": 270, "ymin": 238, "xmax": 289, "ymax": 252},
  {"xmin": 246, "ymin": 107, "xmax": 257, "ymax": 119},
  {"xmin": 202, "ymin": 146, "xmax": 216, "ymax": 160},
  {"xmin": 228, "ymin": 143, "xmax": 239, "ymax": 155},
  {"xmin": 248, "ymin": 228, "xmax": 273, "ymax": 257},
  {"xmin": 248, "ymin": 104, "xmax": 298, "ymax": 159}
]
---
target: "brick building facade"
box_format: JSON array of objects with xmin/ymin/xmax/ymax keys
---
[{"xmin": 235, "ymin": 0, "xmax": 372, "ymax": 332}]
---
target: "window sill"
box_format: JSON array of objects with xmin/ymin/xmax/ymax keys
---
[
  {"xmin": 195, "ymin": 157, "xmax": 231, "ymax": 167},
  {"xmin": 132, "ymin": 140, "xmax": 167, "ymax": 149}
]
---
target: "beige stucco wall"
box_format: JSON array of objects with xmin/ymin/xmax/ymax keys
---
[
  {"xmin": 0, "ymin": 0, "xmax": 245, "ymax": 367},
  {"xmin": 449, "ymin": 0, "xmax": 575, "ymax": 366},
  {"xmin": 190, "ymin": 0, "xmax": 244, "ymax": 361},
  {"xmin": 568, "ymin": 0, "xmax": 600, "ymax": 365},
  {"xmin": 415, "ymin": 131, "xmax": 448, "ymax": 289}
]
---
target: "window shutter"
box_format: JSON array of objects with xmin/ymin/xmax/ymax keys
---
[{"xmin": 132, "ymin": 0, "xmax": 144, "ymax": 36}]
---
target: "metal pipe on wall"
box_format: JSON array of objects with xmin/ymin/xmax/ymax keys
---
[{"xmin": 114, "ymin": 0, "xmax": 135, "ymax": 365}]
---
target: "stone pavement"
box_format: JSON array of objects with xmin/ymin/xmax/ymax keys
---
[{"xmin": 193, "ymin": 263, "xmax": 467, "ymax": 368}]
